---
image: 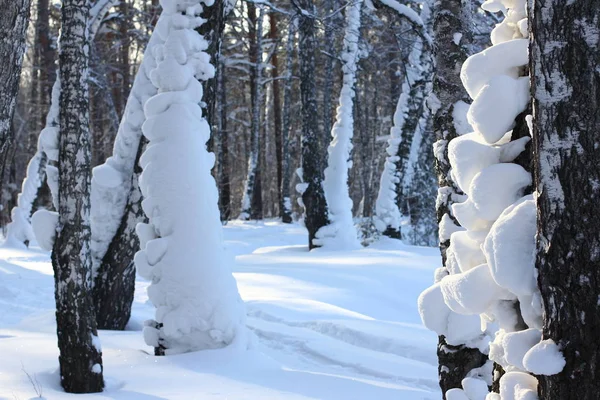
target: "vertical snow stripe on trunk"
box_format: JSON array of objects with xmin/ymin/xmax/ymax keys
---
[{"xmin": 316, "ymin": 0, "xmax": 362, "ymax": 249}]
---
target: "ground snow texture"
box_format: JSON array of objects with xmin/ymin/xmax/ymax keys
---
[{"xmin": 0, "ymin": 221, "xmax": 440, "ymax": 399}]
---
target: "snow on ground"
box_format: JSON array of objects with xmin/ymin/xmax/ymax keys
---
[{"xmin": 0, "ymin": 221, "xmax": 440, "ymax": 399}]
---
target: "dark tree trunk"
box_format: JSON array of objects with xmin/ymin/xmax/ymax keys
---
[
  {"xmin": 53, "ymin": 0, "xmax": 104, "ymax": 392},
  {"xmin": 0, "ymin": 0, "xmax": 31, "ymax": 207},
  {"xmin": 93, "ymin": 137, "xmax": 146, "ymax": 330},
  {"xmin": 531, "ymin": 1, "xmax": 600, "ymax": 398},
  {"xmin": 240, "ymin": 2, "xmax": 264, "ymax": 220},
  {"xmin": 321, "ymin": 0, "xmax": 336, "ymax": 156},
  {"xmin": 217, "ymin": 58, "xmax": 231, "ymax": 221},
  {"xmin": 430, "ymin": 0, "xmax": 486, "ymax": 396},
  {"xmin": 118, "ymin": 0, "xmax": 130, "ymax": 111},
  {"xmin": 198, "ymin": 0, "xmax": 226, "ymax": 145},
  {"xmin": 88, "ymin": 0, "xmax": 148, "ymax": 331},
  {"xmin": 280, "ymin": 14, "xmax": 296, "ymax": 224},
  {"xmin": 295, "ymin": 0, "xmax": 329, "ymax": 249},
  {"xmin": 269, "ymin": 13, "xmax": 284, "ymax": 210},
  {"xmin": 36, "ymin": 0, "xmax": 57, "ymax": 125}
]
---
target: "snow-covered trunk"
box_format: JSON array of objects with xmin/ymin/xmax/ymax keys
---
[
  {"xmin": 374, "ymin": 5, "xmax": 433, "ymax": 241},
  {"xmin": 296, "ymin": 0, "xmax": 329, "ymax": 249},
  {"xmin": 239, "ymin": 4, "xmax": 264, "ymax": 220},
  {"xmin": 88, "ymin": 2, "xmax": 161, "ymax": 331},
  {"xmin": 397, "ymin": 23, "xmax": 434, "ymax": 241},
  {"xmin": 3, "ymin": 0, "xmax": 117, "ymax": 248},
  {"xmin": 136, "ymin": 0, "xmax": 247, "ymax": 355},
  {"xmin": 0, "ymin": 0, "xmax": 31, "ymax": 230},
  {"xmin": 314, "ymin": 0, "xmax": 362, "ymax": 249},
  {"xmin": 279, "ymin": 15, "xmax": 296, "ymax": 224},
  {"xmin": 361, "ymin": 78, "xmax": 376, "ymax": 218},
  {"xmin": 52, "ymin": 0, "xmax": 104, "ymax": 392},
  {"xmin": 92, "ymin": 136, "xmax": 146, "ymax": 330},
  {"xmin": 419, "ymin": 0, "xmax": 556, "ymax": 398},
  {"xmin": 531, "ymin": 0, "xmax": 600, "ymax": 397},
  {"xmin": 89, "ymin": 13, "xmax": 162, "ymax": 279},
  {"xmin": 405, "ymin": 113, "xmax": 438, "ymax": 246},
  {"xmin": 374, "ymin": 79, "xmax": 410, "ymax": 239},
  {"xmin": 419, "ymin": 0, "xmax": 488, "ymax": 397}
]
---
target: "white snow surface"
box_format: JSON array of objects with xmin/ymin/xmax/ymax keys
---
[
  {"xmin": 0, "ymin": 221, "xmax": 442, "ymax": 399},
  {"xmin": 499, "ymin": 371, "xmax": 538, "ymax": 400},
  {"xmin": 467, "ymin": 75, "xmax": 530, "ymax": 145},
  {"xmin": 523, "ymin": 339, "xmax": 565, "ymax": 376},
  {"xmin": 440, "ymin": 264, "xmax": 514, "ymax": 315},
  {"xmin": 468, "ymin": 163, "xmax": 531, "ymax": 221},
  {"xmin": 448, "ymin": 132, "xmax": 501, "ymax": 195},
  {"xmin": 483, "ymin": 196, "xmax": 536, "ymax": 297},
  {"xmin": 461, "ymin": 39, "xmax": 528, "ymax": 100},
  {"xmin": 30, "ymin": 210, "xmax": 59, "ymax": 252}
]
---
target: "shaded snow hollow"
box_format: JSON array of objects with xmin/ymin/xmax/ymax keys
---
[{"xmin": 0, "ymin": 221, "xmax": 440, "ymax": 399}]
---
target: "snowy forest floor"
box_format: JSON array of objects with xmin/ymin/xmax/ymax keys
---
[{"xmin": 0, "ymin": 221, "xmax": 440, "ymax": 399}]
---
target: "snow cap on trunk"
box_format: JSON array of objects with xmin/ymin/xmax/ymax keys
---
[{"xmin": 137, "ymin": 0, "xmax": 247, "ymax": 354}]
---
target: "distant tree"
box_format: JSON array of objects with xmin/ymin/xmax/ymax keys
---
[
  {"xmin": 279, "ymin": 13, "xmax": 297, "ymax": 224},
  {"xmin": 294, "ymin": 0, "xmax": 329, "ymax": 249},
  {"xmin": 316, "ymin": 0, "xmax": 362, "ymax": 249},
  {"xmin": 239, "ymin": 2, "xmax": 265, "ymax": 220},
  {"xmin": 0, "ymin": 0, "xmax": 31, "ymax": 217}
]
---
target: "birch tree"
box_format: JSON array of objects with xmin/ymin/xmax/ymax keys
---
[
  {"xmin": 419, "ymin": 0, "xmax": 487, "ymax": 395},
  {"xmin": 531, "ymin": 0, "xmax": 600, "ymax": 397},
  {"xmin": 52, "ymin": 0, "xmax": 104, "ymax": 391}
]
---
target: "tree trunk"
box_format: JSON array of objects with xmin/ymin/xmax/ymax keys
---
[
  {"xmin": 295, "ymin": 0, "xmax": 329, "ymax": 249},
  {"xmin": 118, "ymin": 0, "xmax": 130, "ymax": 112},
  {"xmin": 217, "ymin": 58, "xmax": 231, "ymax": 221},
  {"xmin": 53, "ymin": 0, "xmax": 104, "ymax": 392},
  {"xmin": 93, "ymin": 137, "xmax": 146, "ymax": 330},
  {"xmin": 36, "ymin": 0, "xmax": 57, "ymax": 128},
  {"xmin": 321, "ymin": 0, "xmax": 337, "ymax": 159},
  {"xmin": 280, "ymin": 14, "xmax": 296, "ymax": 224},
  {"xmin": 0, "ymin": 0, "xmax": 31, "ymax": 208},
  {"xmin": 531, "ymin": 1, "xmax": 600, "ymax": 398},
  {"xmin": 430, "ymin": 0, "xmax": 486, "ymax": 396},
  {"xmin": 198, "ymin": 0, "xmax": 226, "ymax": 149},
  {"xmin": 269, "ymin": 13, "xmax": 283, "ymax": 210},
  {"xmin": 240, "ymin": 3, "xmax": 264, "ymax": 220},
  {"xmin": 89, "ymin": 0, "xmax": 156, "ymax": 330}
]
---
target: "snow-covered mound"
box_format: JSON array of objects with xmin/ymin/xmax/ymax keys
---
[{"xmin": 0, "ymin": 222, "xmax": 441, "ymax": 399}]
